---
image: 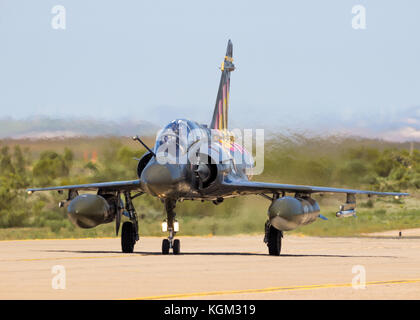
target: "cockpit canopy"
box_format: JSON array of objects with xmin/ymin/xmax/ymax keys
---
[{"xmin": 154, "ymin": 119, "xmax": 208, "ymax": 156}]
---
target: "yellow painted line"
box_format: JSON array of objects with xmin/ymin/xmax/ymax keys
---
[
  {"xmin": 130, "ymin": 279, "xmax": 420, "ymax": 300},
  {"xmin": 0, "ymin": 254, "xmax": 138, "ymax": 262},
  {"xmin": 0, "ymin": 235, "xmax": 224, "ymax": 242},
  {"xmin": 0, "ymin": 237, "xmax": 118, "ymax": 242}
]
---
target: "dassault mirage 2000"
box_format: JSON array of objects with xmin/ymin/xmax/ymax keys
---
[{"xmin": 28, "ymin": 40, "xmax": 409, "ymax": 256}]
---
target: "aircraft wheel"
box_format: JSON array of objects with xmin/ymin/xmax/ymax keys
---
[
  {"xmin": 267, "ymin": 226, "xmax": 282, "ymax": 256},
  {"xmin": 173, "ymin": 239, "xmax": 180, "ymax": 255},
  {"xmin": 162, "ymin": 239, "xmax": 170, "ymax": 255},
  {"xmin": 121, "ymin": 221, "xmax": 136, "ymax": 253}
]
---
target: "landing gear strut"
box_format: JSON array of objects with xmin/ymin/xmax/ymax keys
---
[
  {"xmin": 162, "ymin": 199, "xmax": 180, "ymax": 255},
  {"xmin": 264, "ymin": 221, "xmax": 283, "ymax": 256},
  {"xmin": 120, "ymin": 191, "xmax": 140, "ymax": 253}
]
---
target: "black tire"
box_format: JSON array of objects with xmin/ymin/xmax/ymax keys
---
[
  {"xmin": 173, "ymin": 239, "xmax": 180, "ymax": 255},
  {"xmin": 121, "ymin": 222, "xmax": 136, "ymax": 253},
  {"xmin": 267, "ymin": 226, "xmax": 282, "ymax": 256},
  {"xmin": 162, "ymin": 239, "xmax": 170, "ymax": 255}
]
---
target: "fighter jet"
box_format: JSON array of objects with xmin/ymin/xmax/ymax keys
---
[{"xmin": 27, "ymin": 40, "xmax": 409, "ymax": 256}]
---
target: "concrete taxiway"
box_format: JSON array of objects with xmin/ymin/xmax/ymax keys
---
[{"xmin": 1, "ymin": 232, "xmax": 420, "ymax": 299}]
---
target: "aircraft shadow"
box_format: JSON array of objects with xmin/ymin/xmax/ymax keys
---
[{"xmin": 43, "ymin": 249, "xmax": 397, "ymax": 258}]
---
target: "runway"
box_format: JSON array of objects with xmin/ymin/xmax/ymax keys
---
[{"xmin": 1, "ymin": 233, "xmax": 420, "ymax": 299}]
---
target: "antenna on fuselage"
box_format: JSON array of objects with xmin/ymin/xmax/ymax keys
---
[{"xmin": 132, "ymin": 136, "xmax": 156, "ymax": 157}]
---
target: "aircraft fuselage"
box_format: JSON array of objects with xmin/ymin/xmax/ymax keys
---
[{"xmin": 139, "ymin": 118, "xmax": 253, "ymax": 201}]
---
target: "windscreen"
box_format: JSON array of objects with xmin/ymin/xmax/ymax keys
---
[{"xmin": 154, "ymin": 119, "xmax": 208, "ymax": 163}]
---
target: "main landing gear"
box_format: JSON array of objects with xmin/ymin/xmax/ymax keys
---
[
  {"xmin": 121, "ymin": 221, "xmax": 136, "ymax": 253},
  {"xmin": 161, "ymin": 199, "xmax": 181, "ymax": 255},
  {"xmin": 120, "ymin": 191, "xmax": 141, "ymax": 253},
  {"xmin": 264, "ymin": 221, "xmax": 283, "ymax": 256}
]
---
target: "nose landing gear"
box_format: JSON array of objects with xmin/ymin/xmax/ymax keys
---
[
  {"xmin": 162, "ymin": 199, "xmax": 181, "ymax": 255},
  {"xmin": 162, "ymin": 232, "xmax": 180, "ymax": 255}
]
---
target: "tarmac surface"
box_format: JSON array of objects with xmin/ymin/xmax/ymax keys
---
[{"xmin": 1, "ymin": 231, "xmax": 420, "ymax": 299}]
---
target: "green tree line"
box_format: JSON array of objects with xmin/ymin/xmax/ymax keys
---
[{"xmin": 0, "ymin": 135, "xmax": 417, "ymax": 234}]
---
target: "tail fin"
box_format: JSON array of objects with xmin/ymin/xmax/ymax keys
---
[{"xmin": 210, "ymin": 40, "xmax": 235, "ymax": 130}]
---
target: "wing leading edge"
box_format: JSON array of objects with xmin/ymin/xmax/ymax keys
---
[
  {"xmin": 27, "ymin": 180, "xmax": 142, "ymax": 194},
  {"xmin": 222, "ymin": 180, "xmax": 409, "ymax": 197}
]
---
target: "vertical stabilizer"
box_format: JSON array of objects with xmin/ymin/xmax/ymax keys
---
[{"xmin": 210, "ymin": 40, "xmax": 235, "ymax": 130}]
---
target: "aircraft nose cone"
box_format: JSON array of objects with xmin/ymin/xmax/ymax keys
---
[{"xmin": 141, "ymin": 162, "xmax": 182, "ymax": 197}]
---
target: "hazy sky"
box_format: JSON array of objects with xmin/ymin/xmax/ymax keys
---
[{"xmin": 1, "ymin": 1, "xmax": 419, "ymax": 140}]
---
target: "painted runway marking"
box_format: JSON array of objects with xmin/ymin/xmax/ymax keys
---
[
  {"xmin": 0, "ymin": 237, "xmax": 118, "ymax": 242},
  {"xmin": 130, "ymin": 278, "xmax": 420, "ymax": 300},
  {"xmin": 0, "ymin": 255, "xmax": 138, "ymax": 262}
]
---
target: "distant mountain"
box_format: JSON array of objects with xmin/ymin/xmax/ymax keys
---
[
  {"xmin": 1, "ymin": 105, "xmax": 418, "ymax": 142},
  {"xmin": 233, "ymin": 105, "xmax": 420, "ymax": 143},
  {"xmin": 0, "ymin": 117, "xmax": 160, "ymax": 139}
]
